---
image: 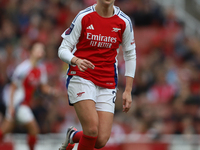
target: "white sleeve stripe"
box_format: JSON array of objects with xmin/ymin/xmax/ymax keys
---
[
  {"xmin": 117, "ymin": 10, "xmax": 120, "ymax": 15},
  {"xmin": 120, "ymin": 13, "xmax": 133, "ymax": 32},
  {"xmin": 72, "ymin": 7, "xmax": 93, "ymax": 23},
  {"xmin": 92, "ymin": 5, "xmax": 95, "ymax": 11}
]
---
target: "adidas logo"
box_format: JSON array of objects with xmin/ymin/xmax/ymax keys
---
[{"xmin": 87, "ymin": 24, "xmax": 94, "ymax": 30}]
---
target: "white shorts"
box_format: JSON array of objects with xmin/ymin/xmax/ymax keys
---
[
  {"xmin": 66, "ymin": 76, "xmax": 117, "ymax": 113},
  {"xmin": 6, "ymin": 105, "xmax": 34, "ymax": 124}
]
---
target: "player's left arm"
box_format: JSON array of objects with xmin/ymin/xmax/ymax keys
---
[
  {"xmin": 122, "ymin": 51, "xmax": 136, "ymax": 113},
  {"xmin": 121, "ymin": 15, "xmax": 136, "ymax": 113}
]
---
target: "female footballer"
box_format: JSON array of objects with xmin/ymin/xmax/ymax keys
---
[{"xmin": 58, "ymin": 0, "xmax": 136, "ymax": 150}]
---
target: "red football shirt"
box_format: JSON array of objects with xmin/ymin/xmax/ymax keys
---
[
  {"xmin": 10, "ymin": 60, "xmax": 47, "ymax": 106},
  {"xmin": 61, "ymin": 5, "xmax": 136, "ymax": 89}
]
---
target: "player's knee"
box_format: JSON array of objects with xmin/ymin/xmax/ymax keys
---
[
  {"xmin": 95, "ymin": 143, "xmax": 106, "ymax": 149},
  {"xmin": 95, "ymin": 140, "xmax": 107, "ymax": 149},
  {"xmin": 84, "ymin": 126, "xmax": 98, "ymax": 137},
  {"xmin": 95, "ymin": 135, "xmax": 109, "ymax": 149}
]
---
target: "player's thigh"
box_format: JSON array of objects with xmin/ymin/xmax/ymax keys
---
[
  {"xmin": 95, "ymin": 87, "xmax": 116, "ymax": 113},
  {"xmin": 73, "ymin": 100, "xmax": 98, "ymax": 136},
  {"xmin": 94, "ymin": 87, "xmax": 116, "ymax": 148},
  {"xmin": 95, "ymin": 111, "xmax": 113, "ymax": 148},
  {"xmin": 67, "ymin": 76, "xmax": 97, "ymax": 105}
]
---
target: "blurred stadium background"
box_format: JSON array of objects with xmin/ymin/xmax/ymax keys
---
[{"xmin": 1, "ymin": 0, "xmax": 200, "ymax": 150}]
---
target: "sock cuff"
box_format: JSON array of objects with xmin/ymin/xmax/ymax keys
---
[
  {"xmin": 71, "ymin": 131, "xmax": 83, "ymax": 144},
  {"xmin": 73, "ymin": 131, "xmax": 79, "ymax": 137},
  {"xmin": 82, "ymin": 134, "xmax": 97, "ymax": 140}
]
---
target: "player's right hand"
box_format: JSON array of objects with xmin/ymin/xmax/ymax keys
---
[{"xmin": 76, "ymin": 59, "xmax": 95, "ymax": 72}]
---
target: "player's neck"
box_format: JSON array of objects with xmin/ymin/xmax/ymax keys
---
[
  {"xmin": 30, "ymin": 57, "xmax": 37, "ymax": 67},
  {"xmin": 95, "ymin": 4, "xmax": 114, "ymax": 18}
]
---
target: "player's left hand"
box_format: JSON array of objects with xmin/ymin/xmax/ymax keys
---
[{"xmin": 122, "ymin": 91, "xmax": 132, "ymax": 113}]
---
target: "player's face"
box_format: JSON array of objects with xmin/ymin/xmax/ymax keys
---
[{"xmin": 31, "ymin": 43, "xmax": 45, "ymax": 60}]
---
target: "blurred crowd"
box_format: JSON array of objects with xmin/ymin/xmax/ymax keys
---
[{"xmin": 0, "ymin": 0, "xmax": 200, "ymax": 140}]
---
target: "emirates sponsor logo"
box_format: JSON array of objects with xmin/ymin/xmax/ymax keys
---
[{"xmin": 87, "ymin": 33, "xmax": 117, "ymax": 43}]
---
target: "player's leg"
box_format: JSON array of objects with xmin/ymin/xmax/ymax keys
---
[
  {"xmin": 59, "ymin": 76, "xmax": 98, "ymax": 150},
  {"xmin": 67, "ymin": 111, "xmax": 113, "ymax": 149},
  {"xmin": 0, "ymin": 106, "xmax": 17, "ymax": 140},
  {"xmin": 59, "ymin": 100, "xmax": 98, "ymax": 150},
  {"xmin": 16, "ymin": 105, "xmax": 38, "ymax": 150},
  {"xmin": 94, "ymin": 87, "xmax": 116, "ymax": 149},
  {"xmin": 95, "ymin": 111, "xmax": 113, "ymax": 149},
  {"xmin": 70, "ymin": 100, "xmax": 114, "ymax": 149},
  {"xmin": 24, "ymin": 120, "xmax": 39, "ymax": 150},
  {"xmin": 0, "ymin": 118, "xmax": 15, "ymax": 140},
  {"xmin": 73, "ymin": 100, "xmax": 98, "ymax": 150}
]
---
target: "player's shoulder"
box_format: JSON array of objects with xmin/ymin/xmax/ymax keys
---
[
  {"xmin": 115, "ymin": 6, "xmax": 133, "ymax": 31},
  {"xmin": 12, "ymin": 59, "xmax": 32, "ymax": 77},
  {"xmin": 72, "ymin": 5, "xmax": 95, "ymax": 23},
  {"xmin": 15, "ymin": 59, "xmax": 31, "ymax": 71},
  {"xmin": 115, "ymin": 6, "xmax": 131, "ymax": 22},
  {"xmin": 79, "ymin": 5, "xmax": 95, "ymax": 14}
]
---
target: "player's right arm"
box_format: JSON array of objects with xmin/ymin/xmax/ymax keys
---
[
  {"xmin": 58, "ymin": 10, "xmax": 94, "ymax": 71},
  {"xmin": 58, "ymin": 40, "xmax": 94, "ymax": 72}
]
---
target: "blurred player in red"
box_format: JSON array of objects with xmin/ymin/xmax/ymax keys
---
[
  {"xmin": 0, "ymin": 42, "xmax": 57, "ymax": 150},
  {"xmin": 58, "ymin": 0, "xmax": 136, "ymax": 150}
]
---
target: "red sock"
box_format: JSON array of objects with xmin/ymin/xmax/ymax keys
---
[
  {"xmin": 72, "ymin": 131, "xmax": 83, "ymax": 143},
  {"xmin": 78, "ymin": 134, "xmax": 97, "ymax": 150},
  {"xmin": 27, "ymin": 135, "xmax": 37, "ymax": 150},
  {"xmin": 66, "ymin": 143, "xmax": 75, "ymax": 150}
]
